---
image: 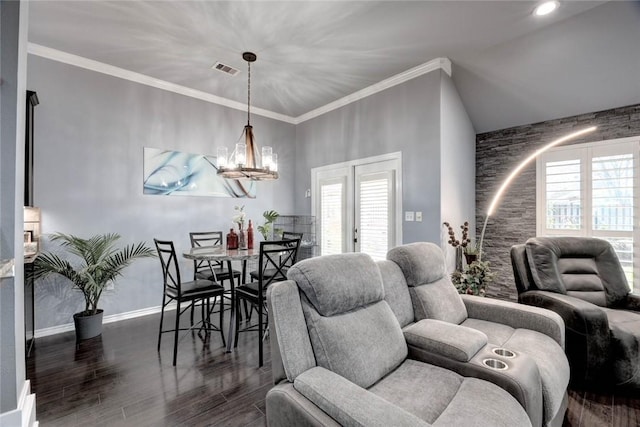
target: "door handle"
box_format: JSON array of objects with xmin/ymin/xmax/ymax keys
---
[{"xmin": 354, "ymin": 228, "xmax": 358, "ymax": 243}]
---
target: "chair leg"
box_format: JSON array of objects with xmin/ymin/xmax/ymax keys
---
[
  {"xmin": 219, "ymin": 295, "xmax": 226, "ymax": 347},
  {"xmin": 173, "ymin": 301, "xmax": 180, "ymax": 366},
  {"xmin": 234, "ymin": 296, "xmax": 241, "ymax": 348},
  {"xmin": 158, "ymin": 295, "xmax": 166, "ymax": 352},
  {"xmin": 244, "ymin": 300, "xmax": 250, "ymax": 322},
  {"xmin": 258, "ymin": 301, "xmax": 263, "ymax": 367},
  {"xmin": 202, "ymin": 299, "xmax": 208, "ymax": 335},
  {"xmin": 190, "ymin": 302, "xmax": 195, "ymax": 327}
]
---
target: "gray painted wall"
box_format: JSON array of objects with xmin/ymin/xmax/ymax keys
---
[
  {"xmin": 294, "ymin": 71, "xmax": 443, "ymax": 244},
  {"xmin": 476, "ymin": 104, "xmax": 640, "ymax": 301},
  {"xmin": 28, "ymin": 55, "xmax": 295, "ymax": 330},
  {"xmin": 440, "ymin": 72, "xmax": 476, "ymax": 271},
  {"xmin": 1, "ymin": 0, "xmax": 27, "ymax": 415}
]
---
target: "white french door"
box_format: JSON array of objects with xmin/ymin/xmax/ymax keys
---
[{"xmin": 312, "ymin": 153, "xmax": 401, "ymax": 260}]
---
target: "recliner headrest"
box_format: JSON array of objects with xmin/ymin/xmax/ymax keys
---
[
  {"xmin": 287, "ymin": 252, "xmax": 384, "ymax": 316},
  {"xmin": 386, "ymin": 242, "xmax": 446, "ymax": 287}
]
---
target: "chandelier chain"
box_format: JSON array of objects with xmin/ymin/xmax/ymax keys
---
[{"xmin": 247, "ymin": 60, "xmax": 251, "ymax": 125}]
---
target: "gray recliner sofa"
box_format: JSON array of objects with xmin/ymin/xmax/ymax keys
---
[
  {"xmin": 386, "ymin": 242, "xmax": 570, "ymax": 427},
  {"xmin": 266, "ymin": 252, "xmax": 532, "ymax": 426}
]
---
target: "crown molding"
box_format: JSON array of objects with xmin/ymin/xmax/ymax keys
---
[
  {"xmin": 27, "ymin": 43, "xmax": 297, "ymax": 124},
  {"xmin": 28, "ymin": 43, "xmax": 451, "ymax": 126},
  {"xmin": 294, "ymin": 57, "xmax": 451, "ymax": 124}
]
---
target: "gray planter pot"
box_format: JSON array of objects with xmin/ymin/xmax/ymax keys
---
[{"xmin": 73, "ymin": 309, "xmax": 103, "ymax": 341}]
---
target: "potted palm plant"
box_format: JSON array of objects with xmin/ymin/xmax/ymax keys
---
[{"xmin": 34, "ymin": 232, "xmax": 155, "ymax": 340}]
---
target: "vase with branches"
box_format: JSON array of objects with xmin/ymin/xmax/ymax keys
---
[{"xmin": 443, "ymin": 221, "xmax": 495, "ymax": 296}]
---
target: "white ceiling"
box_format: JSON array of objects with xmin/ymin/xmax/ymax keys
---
[{"xmin": 27, "ymin": 1, "xmax": 640, "ymax": 133}]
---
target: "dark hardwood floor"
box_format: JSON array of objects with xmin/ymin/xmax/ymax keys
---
[{"xmin": 28, "ymin": 309, "xmax": 640, "ymax": 426}]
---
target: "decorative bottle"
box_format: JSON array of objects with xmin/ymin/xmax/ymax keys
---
[
  {"xmin": 247, "ymin": 219, "xmax": 254, "ymax": 249},
  {"xmin": 238, "ymin": 223, "xmax": 247, "ymax": 250},
  {"xmin": 227, "ymin": 228, "xmax": 238, "ymax": 250}
]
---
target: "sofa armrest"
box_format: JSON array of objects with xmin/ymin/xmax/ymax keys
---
[
  {"xmin": 266, "ymin": 382, "xmax": 341, "ymax": 427},
  {"xmin": 403, "ymin": 319, "xmax": 487, "ymax": 362},
  {"xmin": 518, "ymin": 291, "xmax": 609, "ymax": 337},
  {"xmin": 461, "ymin": 294, "xmax": 565, "ymax": 348},
  {"xmin": 619, "ymin": 293, "xmax": 640, "ymax": 312},
  {"xmin": 519, "ymin": 290, "xmax": 611, "ymax": 383},
  {"xmin": 294, "ymin": 367, "xmax": 429, "ymax": 427}
]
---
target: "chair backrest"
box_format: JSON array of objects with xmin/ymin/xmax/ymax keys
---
[
  {"xmin": 287, "ymin": 252, "xmax": 407, "ymax": 389},
  {"xmin": 189, "ymin": 231, "xmax": 223, "ymax": 278},
  {"xmin": 281, "ymin": 233, "xmax": 303, "ymax": 268},
  {"xmin": 377, "ymin": 260, "xmax": 414, "ymax": 328},
  {"xmin": 282, "ymin": 231, "xmax": 303, "ymax": 241},
  {"xmin": 510, "ymin": 244, "xmax": 535, "ymax": 294},
  {"xmin": 524, "ymin": 237, "xmax": 630, "ymax": 307},
  {"xmin": 387, "ymin": 242, "xmax": 468, "ymax": 325},
  {"xmin": 154, "ymin": 239, "xmax": 182, "ymax": 295},
  {"xmin": 257, "ymin": 239, "xmax": 301, "ymax": 289}
]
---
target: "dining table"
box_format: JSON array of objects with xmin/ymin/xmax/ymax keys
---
[{"xmin": 183, "ymin": 245, "xmax": 260, "ymax": 353}]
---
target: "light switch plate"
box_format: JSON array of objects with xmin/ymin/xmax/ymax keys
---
[
  {"xmin": 415, "ymin": 211, "xmax": 423, "ymax": 222},
  {"xmin": 405, "ymin": 211, "xmax": 415, "ymax": 222}
]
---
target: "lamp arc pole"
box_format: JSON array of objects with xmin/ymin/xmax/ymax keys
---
[{"xmin": 478, "ymin": 126, "xmax": 598, "ymax": 261}]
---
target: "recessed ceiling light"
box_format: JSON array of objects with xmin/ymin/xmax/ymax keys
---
[{"xmin": 534, "ymin": 1, "xmax": 559, "ymax": 16}]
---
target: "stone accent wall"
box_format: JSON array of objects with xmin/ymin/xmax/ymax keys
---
[{"xmin": 476, "ymin": 104, "xmax": 640, "ymax": 301}]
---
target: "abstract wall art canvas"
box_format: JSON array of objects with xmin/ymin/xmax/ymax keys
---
[{"xmin": 143, "ymin": 147, "xmax": 256, "ymax": 198}]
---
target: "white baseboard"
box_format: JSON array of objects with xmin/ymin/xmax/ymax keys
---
[
  {"xmin": 0, "ymin": 380, "xmax": 37, "ymax": 427},
  {"xmin": 34, "ymin": 302, "xmax": 178, "ymax": 338}
]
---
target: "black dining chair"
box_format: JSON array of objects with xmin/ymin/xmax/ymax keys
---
[
  {"xmin": 235, "ymin": 238, "xmax": 300, "ymax": 367},
  {"xmin": 189, "ymin": 231, "xmax": 242, "ymax": 284},
  {"xmin": 154, "ymin": 239, "xmax": 226, "ymax": 366},
  {"xmin": 249, "ymin": 231, "xmax": 303, "ymax": 281},
  {"xmin": 189, "ymin": 231, "xmax": 242, "ymax": 320}
]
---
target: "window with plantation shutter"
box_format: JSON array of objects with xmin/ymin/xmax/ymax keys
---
[
  {"xmin": 537, "ymin": 138, "xmax": 639, "ymax": 293},
  {"xmin": 320, "ymin": 179, "xmax": 346, "ymax": 256},
  {"xmin": 545, "ymin": 159, "xmax": 581, "ymax": 230},
  {"xmin": 355, "ymin": 165, "xmax": 394, "ymax": 260}
]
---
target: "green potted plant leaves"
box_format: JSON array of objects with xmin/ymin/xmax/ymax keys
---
[
  {"xmin": 451, "ymin": 259, "xmax": 496, "ymax": 296},
  {"xmin": 257, "ymin": 210, "xmax": 279, "ymax": 241},
  {"xmin": 33, "ymin": 233, "xmax": 155, "ymax": 340}
]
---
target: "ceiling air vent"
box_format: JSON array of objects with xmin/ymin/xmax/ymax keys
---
[{"xmin": 212, "ymin": 62, "xmax": 240, "ymax": 76}]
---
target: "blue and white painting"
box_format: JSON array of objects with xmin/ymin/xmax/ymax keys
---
[{"xmin": 143, "ymin": 147, "xmax": 256, "ymax": 198}]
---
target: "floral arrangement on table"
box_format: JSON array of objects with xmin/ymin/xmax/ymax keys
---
[
  {"xmin": 233, "ymin": 205, "xmax": 246, "ymax": 229},
  {"xmin": 443, "ymin": 220, "xmax": 495, "ymax": 296}
]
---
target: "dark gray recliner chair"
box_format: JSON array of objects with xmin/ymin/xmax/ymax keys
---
[
  {"xmin": 386, "ymin": 242, "xmax": 569, "ymax": 427},
  {"xmin": 511, "ymin": 236, "xmax": 640, "ymax": 388},
  {"xmin": 265, "ymin": 252, "xmax": 531, "ymax": 426}
]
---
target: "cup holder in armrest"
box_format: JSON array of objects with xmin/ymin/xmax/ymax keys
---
[
  {"xmin": 492, "ymin": 348, "xmax": 516, "ymax": 358},
  {"xmin": 483, "ymin": 358, "xmax": 508, "ymax": 370}
]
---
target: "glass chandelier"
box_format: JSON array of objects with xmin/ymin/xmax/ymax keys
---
[{"xmin": 216, "ymin": 52, "xmax": 278, "ymax": 181}]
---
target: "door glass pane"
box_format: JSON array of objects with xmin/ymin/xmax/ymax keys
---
[
  {"xmin": 320, "ymin": 182, "xmax": 343, "ymax": 256},
  {"xmin": 359, "ymin": 177, "xmax": 389, "ymax": 261},
  {"xmin": 546, "ymin": 159, "xmax": 581, "ymax": 229}
]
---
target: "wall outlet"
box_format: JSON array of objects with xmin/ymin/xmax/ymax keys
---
[
  {"xmin": 405, "ymin": 211, "xmax": 415, "ymax": 222},
  {"xmin": 415, "ymin": 211, "xmax": 422, "ymax": 222}
]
